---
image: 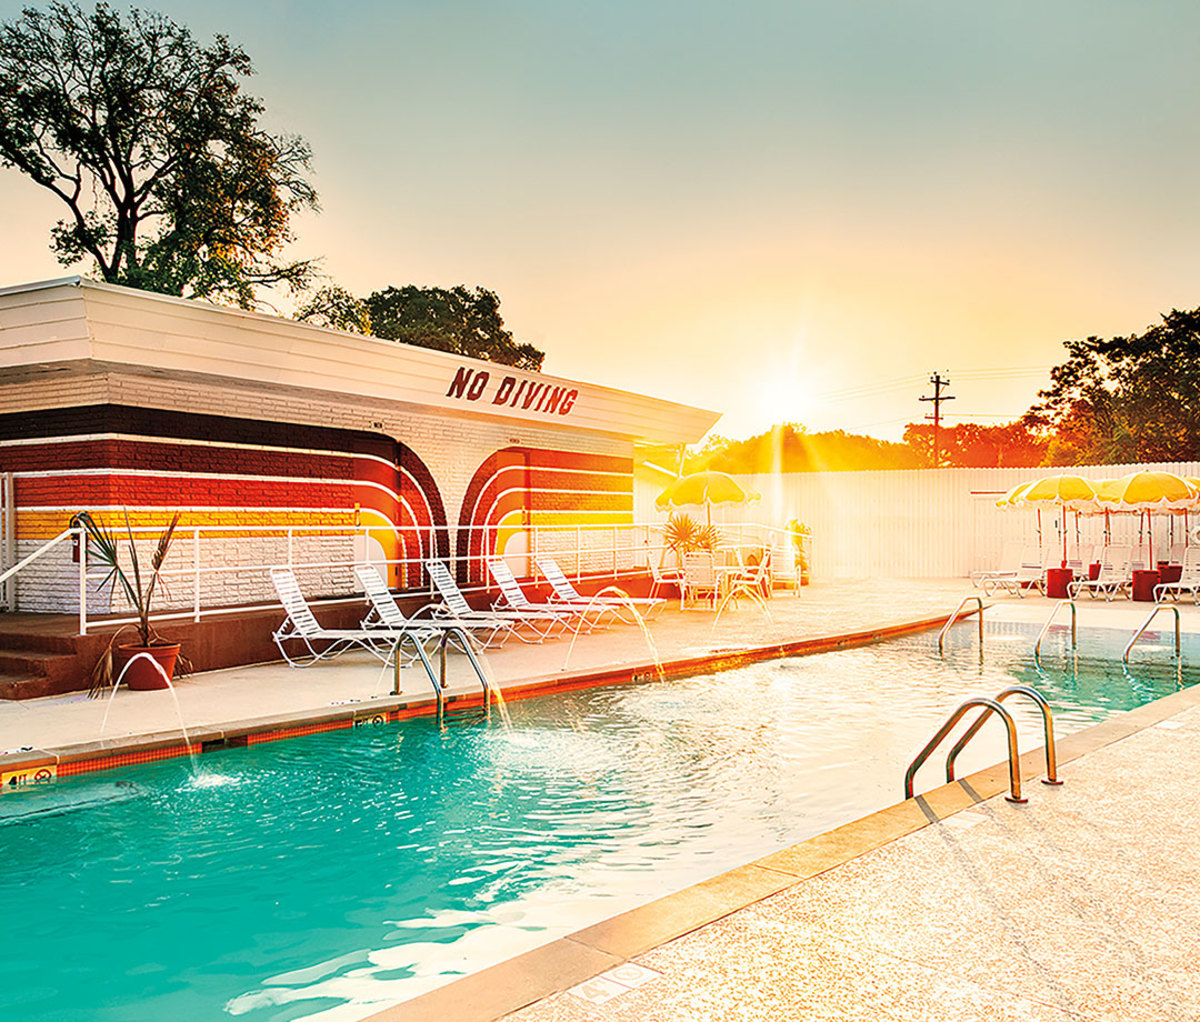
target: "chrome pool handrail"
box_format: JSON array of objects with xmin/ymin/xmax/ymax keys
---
[
  {"xmin": 905, "ymin": 696, "xmax": 1027, "ymax": 804},
  {"xmin": 945, "ymin": 685, "xmax": 1061, "ymax": 787},
  {"xmin": 938, "ymin": 595, "xmax": 984, "ymax": 655},
  {"xmin": 1033, "ymin": 599, "xmax": 1077, "ymax": 668},
  {"xmin": 1124, "ymin": 603, "xmax": 1181, "ymax": 663},
  {"xmin": 397, "ymin": 627, "xmax": 492, "ymax": 713}
]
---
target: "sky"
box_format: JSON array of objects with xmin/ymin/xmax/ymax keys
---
[{"xmin": 2, "ymin": 1, "xmax": 1199, "ymax": 442}]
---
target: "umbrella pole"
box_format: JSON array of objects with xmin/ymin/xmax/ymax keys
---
[
  {"xmin": 1061, "ymin": 506, "xmax": 1067, "ymax": 568},
  {"xmin": 1037, "ymin": 509, "xmax": 1042, "ymax": 547}
]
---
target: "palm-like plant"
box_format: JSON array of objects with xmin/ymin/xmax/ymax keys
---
[{"xmin": 72, "ymin": 510, "xmax": 187, "ymax": 695}]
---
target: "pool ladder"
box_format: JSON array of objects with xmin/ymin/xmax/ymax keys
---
[
  {"xmin": 905, "ymin": 686, "xmax": 1061, "ymax": 805},
  {"xmin": 397, "ymin": 628, "xmax": 493, "ymax": 715},
  {"xmin": 937, "ymin": 596, "xmax": 984, "ymax": 655}
]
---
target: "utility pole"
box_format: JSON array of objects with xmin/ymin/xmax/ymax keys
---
[{"xmin": 919, "ymin": 372, "xmax": 955, "ymax": 468}]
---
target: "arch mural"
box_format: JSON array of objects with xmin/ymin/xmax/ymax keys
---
[{"xmin": 455, "ymin": 446, "xmax": 634, "ymax": 584}]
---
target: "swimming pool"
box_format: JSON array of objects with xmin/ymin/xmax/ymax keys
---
[{"xmin": 1, "ymin": 621, "xmax": 1193, "ymax": 1021}]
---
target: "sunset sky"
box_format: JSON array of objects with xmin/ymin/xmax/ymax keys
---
[{"xmin": 2, "ymin": 1, "xmax": 1198, "ymax": 441}]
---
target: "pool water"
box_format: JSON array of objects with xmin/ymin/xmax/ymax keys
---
[{"xmin": 1, "ymin": 622, "xmax": 1193, "ymax": 1021}]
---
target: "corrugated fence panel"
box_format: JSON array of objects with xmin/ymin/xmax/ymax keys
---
[{"xmin": 653, "ymin": 461, "xmax": 1200, "ymax": 580}]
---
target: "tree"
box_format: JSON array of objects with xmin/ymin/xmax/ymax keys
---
[
  {"xmin": 687, "ymin": 423, "xmax": 922, "ymax": 473},
  {"xmin": 1024, "ymin": 308, "xmax": 1200, "ymax": 463},
  {"xmin": 295, "ymin": 285, "xmax": 371, "ymax": 334},
  {"xmin": 901, "ymin": 421, "xmax": 1049, "ymax": 468},
  {"xmin": 365, "ymin": 285, "xmax": 545, "ymax": 371},
  {"xmin": 0, "ymin": 2, "xmax": 318, "ymax": 307}
]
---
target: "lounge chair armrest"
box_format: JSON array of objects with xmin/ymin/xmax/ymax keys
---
[{"xmin": 409, "ymin": 601, "xmax": 445, "ymax": 620}]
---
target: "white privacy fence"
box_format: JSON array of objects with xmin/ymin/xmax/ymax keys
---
[{"xmin": 636, "ymin": 461, "xmax": 1200, "ymax": 580}]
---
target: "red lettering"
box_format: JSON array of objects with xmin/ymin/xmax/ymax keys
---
[
  {"xmin": 446, "ymin": 367, "xmax": 473, "ymax": 399},
  {"xmin": 558, "ymin": 389, "xmax": 578, "ymax": 414},
  {"xmin": 466, "ymin": 371, "xmax": 490, "ymax": 400},
  {"xmin": 493, "ymin": 376, "xmax": 516, "ymax": 404}
]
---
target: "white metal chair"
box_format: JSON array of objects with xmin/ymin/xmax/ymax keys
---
[
  {"xmin": 425, "ymin": 560, "xmax": 560, "ymax": 643},
  {"xmin": 1155, "ymin": 546, "xmax": 1200, "ymax": 604},
  {"xmin": 1069, "ymin": 546, "xmax": 1132, "ymax": 600},
  {"xmin": 680, "ymin": 551, "xmax": 726, "ymax": 611},
  {"xmin": 535, "ymin": 556, "xmax": 665, "ymax": 621},
  {"xmin": 354, "ymin": 564, "xmax": 496, "ymax": 651},
  {"xmin": 270, "ymin": 566, "xmax": 407, "ymax": 668},
  {"xmin": 982, "ymin": 546, "xmax": 1045, "ymax": 598},
  {"xmin": 648, "ymin": 558, "xmax": 685, "ymax": 601},
  {"xmin": 486, "ymin": 557, "xmax": 599, "ymax": 634},
  {"xmin": 970, "ymin": 541, "xmax": 1023, "ymax": 589}
]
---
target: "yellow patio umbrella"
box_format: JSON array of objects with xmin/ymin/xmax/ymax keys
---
[
  {"xmin": 1016, "ymin": 474, "xmax": 1100, "ymax": 567},
  {"xmin": 994, "ymin": 481, "xmax": 1035, "ymax": 509},
  {"xmin": 655, "ymin": 470, "xmax": 761, "ymax": 526},
  {"xmin": 1094, "ymin": 471, "xmax": 1199, "ymax": 564}
]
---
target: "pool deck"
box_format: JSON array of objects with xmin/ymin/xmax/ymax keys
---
[{"xmin": 5, "ymin": 580, "xmax": 1200, "ymax": 1021}]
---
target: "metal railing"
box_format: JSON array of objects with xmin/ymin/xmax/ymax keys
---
[
  {"xmin": 945, "ymin": 686, "xmax": 1061, "ymax": 787},
  {"xmin": 937, "ymin": 595, "xmax": 983, "ymax": 655},
  {"xmin": 1124, "ymin": 604, "xmax": 1182, "ymax": 663},
  {"xmin": 1033, "ymin": 599, "xmax": 1077, "ymax": 667},
  {"xmin": 905, "ymin": 696, "xmax": 1028, "ymax": 804},
  {"xmin": 1, "ymin": 518, "xmax": 796, "ymax": 635}
]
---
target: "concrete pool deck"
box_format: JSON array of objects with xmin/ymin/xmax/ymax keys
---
[{"xmin": 4, "ymin": 579, "xmax": 1200, "ymax": 1021}]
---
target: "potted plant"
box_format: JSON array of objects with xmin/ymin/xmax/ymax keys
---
[
  {"xmin": 74, "ymin": 510, "xmax": 190, "ymax": 695},
  {"xmin": 663, "ymin": 512, "xmax": 721, "ymax": 564}
]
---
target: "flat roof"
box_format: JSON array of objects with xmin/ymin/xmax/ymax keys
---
[{"xmin": 0, "ymin": 277, "xmax": 721, "ymax": 445}]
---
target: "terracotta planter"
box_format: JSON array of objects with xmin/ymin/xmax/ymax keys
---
[{"xmin": 115, "ymin": 642, "xmax": 181, "ymax": 690}]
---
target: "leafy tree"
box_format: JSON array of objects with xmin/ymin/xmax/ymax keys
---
[
  {"xmin": 365, "ymin": 285, "xmax": 545, "ymax": 371},
  {"xmin": 0, "ymin": 2, "xmax": 318, "ymax": 307},
  {"xmin": 901, "ymin": 421, "xmax": 1049, "ymax": 468},
  {"xmin": 1024, "ymin": 308, "xmax": 1200, "ymax": 463},
  {"xmin": 688, "ymin": 423, "xmax": 922, "ymax": 473},
  {"xmin": 295, "ymin": 285, "xmax": 371, "ymax": 334}
]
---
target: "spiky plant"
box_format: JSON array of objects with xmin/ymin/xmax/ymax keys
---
[{"xmin": 72, "ymin": 510, "xmax": 187, "ymax": 696}]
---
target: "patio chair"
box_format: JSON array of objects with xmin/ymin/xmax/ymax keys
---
[
  {"xmin": 982, "ymin": 546, "xmax": 1045, "ymax": 598},
  {"xmin": 535, "ymin": 556, "xmax": 666, "ymax": 621},
  {"xmin": 1155, "ymin": 545, "xmax": 1200, "ymax": 604},
  {"xmin": 1068, "ymin": 546, "xmax": 1132, "ymax": 601},
  {"xmin": 485, "ymin": 557, "xmax": 601, "ymax": 634},
  {"xmin": 425, "ymin": 559, "xmax": 561, "ymax": 643},
  {"xmin": 970, "ymin": 541, "xmax": 1023, "ymax": 589},
  {"xmin": 354, "ymin": 564, "xmax": 500, "ymax": 651},
  {"xmin": 648, "ymin": 558, "xmax": 686, "ymax": 601},
  {"xmin": 1065, "ymin": 543, "xmax": 1094, "ymax": 579},
  {"xmin": 680, "ymin": 551, "xmax": 727, "ymax": 611},
  {"xmin": 725, "ymin": 547, "xmax": 772, "ymax": 602},
  {"xmin": 768, "ymin": 541, "xmax": 801, "ymax": 596},
  {"xmin": 269, "ymin": 566, "xmax": 412, "ymax": 668}
]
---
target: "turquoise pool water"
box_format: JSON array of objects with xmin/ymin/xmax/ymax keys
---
[{"xmin": 1, "ymin": 622, "xmax": 1194, "ymax": 1021}]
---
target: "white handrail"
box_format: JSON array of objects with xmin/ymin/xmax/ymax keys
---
[{"xmin": 0, "ymin": 528, "xmax": 75, "ymax": 587}]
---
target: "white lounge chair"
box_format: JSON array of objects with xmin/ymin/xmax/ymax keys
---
[
  {"xmin": 1069, "ymin": 546, "xmax": 1132, "ymax": 601},
  {"xmin": 486, "ymin": 557, "xmax": 600, "ymax": 634},
  {"xmin": 971, "ymin": 541, "xmax": 1023, "ymax": 589},
  {"xmin": 270, "ymin": 566, "xmax": 410, "ymax": 668},
  {"xmin": 1155, "ymin": 546, "xmax": 1200, "ymax": 604},
  {"xmin": 982, "ymin": 546, "xmax": 1044, "ymax": 598},
  {"xmin": 354, "ymin": 564, "xmax": 499, "ymax": 651},
  {"xmin": 425, "ymin": 559, "xmax": 560, "ymax": 643},
  {"xmin": 535, "ymin": 556, "xmax": 666, "ymax": 621},
  {"xmin": 725, "ymin": 547, "xmax": 772, "ymax": 601}
]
